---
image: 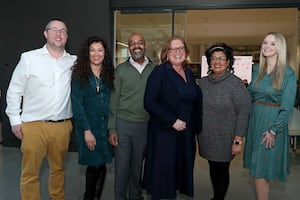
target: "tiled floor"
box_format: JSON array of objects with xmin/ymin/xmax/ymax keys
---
[{"xmin": 0, "ymin": 145, "xmax": 299, "ymax": 200}]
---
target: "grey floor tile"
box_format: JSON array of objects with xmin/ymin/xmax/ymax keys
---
[{"xmin": 0, "ymin": 145, "xmax": 299, "ymax": 200}]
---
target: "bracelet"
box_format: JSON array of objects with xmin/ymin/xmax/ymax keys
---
[
  {"xmin": 268, "ymin": 130, "xmax": 276, "ymax": 138},
  {"xmin": 233, "ymin": 139, "xmax": 242, "ymax": 145}
]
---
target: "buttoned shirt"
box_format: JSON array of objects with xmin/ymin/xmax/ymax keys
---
[{"xmin": 6, "ymin": 45, "xmax": 76, "ymax": 126}]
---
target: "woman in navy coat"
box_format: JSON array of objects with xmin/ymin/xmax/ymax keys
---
[{"xmin": 143, "ymin": 35, "xmax": 202, "ymax": 200}]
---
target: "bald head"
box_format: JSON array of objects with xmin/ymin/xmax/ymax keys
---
[{"xmin": 127, "ymin": 33, "xmax": 146, "ymax": 63}]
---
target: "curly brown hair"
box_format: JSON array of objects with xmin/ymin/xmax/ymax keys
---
[{"xmin": 72, "ymin": 36, "xmax": 114, "ymax": 89}]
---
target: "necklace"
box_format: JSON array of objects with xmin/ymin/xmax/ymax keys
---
[{"xmin": 94, "ymin": 76, "xmax": 100, "ymax": 93}]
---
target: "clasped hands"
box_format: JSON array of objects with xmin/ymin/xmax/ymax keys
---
[{"xmin": 172, "ymin": 119, "xmax": 186, "ymax": 131}]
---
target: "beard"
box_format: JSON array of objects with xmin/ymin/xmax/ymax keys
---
[{"xmin": 132, "ymin": 53, "xmax": 144, "ymax": 61}]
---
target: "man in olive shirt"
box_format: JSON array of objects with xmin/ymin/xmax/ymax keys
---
[{"xmin": 108, "ymin": 33, "xmax": 155, "ymax": 200}]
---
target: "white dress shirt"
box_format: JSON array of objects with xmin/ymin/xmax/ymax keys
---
[{"xmin": 6, "ymin": 45, "xmax": 76, "ymax": 126}]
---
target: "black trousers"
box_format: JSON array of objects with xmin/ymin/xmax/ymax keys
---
[
  {"xmin": 208, "ymin": 160, "xmax": 231, "ymax": 200},
  {"xmin": 84, "ymin": 165, "xmax": 106, "ymax": 200}
]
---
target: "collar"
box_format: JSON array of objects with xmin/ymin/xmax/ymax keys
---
[
  {"xmin": 208, "ymin": 70, "xmax": 232, "ymax": 83},
  {"xmin": 127, "ymin": 56, "xmax": 152, "ymax": 64},
  {"xmin": 41, "ymin": 44, "xmax": 69, "ymax": 58}
]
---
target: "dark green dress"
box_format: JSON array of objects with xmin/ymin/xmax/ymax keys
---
[
  {"xmin": 71, "ymin": 72, "xmax": 112, "ymax": 166},
  {"xmin": 243, "ymin": 64, "xmax": 296, "ymax": 182}
]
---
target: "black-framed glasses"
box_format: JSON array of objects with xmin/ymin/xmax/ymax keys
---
[{"xmin": 168, "ymin": 46, "xmax": 185, "ymax": 53}]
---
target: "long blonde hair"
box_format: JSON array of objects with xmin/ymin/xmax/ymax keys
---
[{"xmin": 255, "ymin": 32, "xmax": 287, "ymax": 90}]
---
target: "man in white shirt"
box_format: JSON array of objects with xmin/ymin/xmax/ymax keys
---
[{"xmin": 5, "ymin": 19, "xmax": 76, "ymax": 200}]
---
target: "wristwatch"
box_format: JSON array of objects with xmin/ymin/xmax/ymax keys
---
[{"xmin": 233, "ymin": 139, "xmax": 243, "ymax": 145}]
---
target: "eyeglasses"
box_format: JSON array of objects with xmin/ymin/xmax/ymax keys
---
[
  {"xmin": 47, "ymin": 27, "xmax": 67, "ymax": 35},
  {"xmin": 168, "ymin": 46, "xmax": 185, "ymax": 53},
  {"xmin": 210, "ymin": 56, "xmax": 227, "ymax": 62}
]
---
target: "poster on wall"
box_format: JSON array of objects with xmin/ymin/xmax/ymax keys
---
[{"xmin": 201, "ymin": 56, "xmax": 253, "ymax": 84}]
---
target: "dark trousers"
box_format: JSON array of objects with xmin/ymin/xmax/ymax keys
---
[
  {"xmin": 84, "ymin": 165, "xmax": 106, "ymax": 200},
  {"xmin": 208, "ymin": 160, "xmax": 231, "ymax": 200},
  {"xmin": 114, "ymin": 119, "xmax": 148, "ymax": 200}
]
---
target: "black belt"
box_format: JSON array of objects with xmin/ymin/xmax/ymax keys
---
[{"xmin": 41, "ymin": 118, "xmax": 71, "ymax": 123}]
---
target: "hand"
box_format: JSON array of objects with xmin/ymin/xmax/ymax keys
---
[
  {"xmin": 172, "ymin": 119, "xmax": 186, "ymax": 131},
  {"xmin": 232, "ymin": 136, "xmax": 243, "ymax": 155},
  {"xmin": 232, "ymin": 143, "xmax": 242, "ymax": 155},
  {"xmin": 108, "ymin": 133, "xmax": 119, "ymax": 146},
  {"xmin": 261, "ymin": 131, "xmax": 275, "ymax": 149},
  {"xmin": 84, "ymin": 130, "xmax": 96, "ymax": 151},
  {"xmin": 12, "ymin": 124, "xmax": 23, "ymax": 140}
]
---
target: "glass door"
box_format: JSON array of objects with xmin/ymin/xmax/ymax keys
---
[
  {"xmin": 114, "ymin": 10, "xmax": 187, "ymax": 65},
  {"xmin": 114, "ymin": 8, "xmax": 299, "ymax": 77}
]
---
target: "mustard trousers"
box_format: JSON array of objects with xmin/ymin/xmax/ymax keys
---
[{"xmin": 20, "ymin": 120, "xmax": 72, "ymax": 200}]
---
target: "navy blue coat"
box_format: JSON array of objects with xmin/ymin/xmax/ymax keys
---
[{"xmin": 143, "ymin": 62, "xmax": 202, "ymax": 200}]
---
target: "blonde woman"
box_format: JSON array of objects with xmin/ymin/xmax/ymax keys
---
[{"xmin": 243, "ymin": 32, "xmax": 297, "ymax": 200}]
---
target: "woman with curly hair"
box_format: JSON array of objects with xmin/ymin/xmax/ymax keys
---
[
  {"xmin": 71, "ymin": 36, "xmax": 114, "ymax": 200},
  {"xmin": 198, "ymin": 42, "xmax": 252, "ymax": 200}
]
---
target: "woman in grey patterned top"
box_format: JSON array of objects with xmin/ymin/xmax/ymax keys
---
[{"xmin": 197, "ymin": 43, "xmax": 252, "ymax": 200}]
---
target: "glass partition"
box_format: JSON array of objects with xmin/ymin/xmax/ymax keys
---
[
  {"xmin": 115, "ymin": 10, "xmax": 173, "ymax": 65},
  {"xmin": 115, "ymin": 8, "xmax": 299, "ymax": 76}
]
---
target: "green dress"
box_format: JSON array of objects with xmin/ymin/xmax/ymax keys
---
[
  {"xmin": 243, "ymin": 64, "xmax": 296, "ymax": 182},
  {"xmin": 71, "ymin": 72, "xmax": 113, "ymax": 166}
]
